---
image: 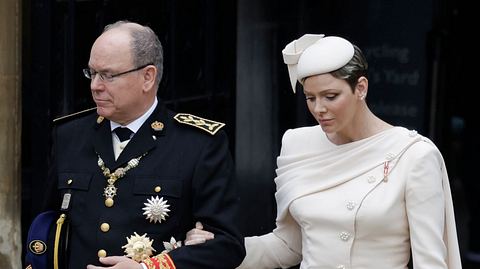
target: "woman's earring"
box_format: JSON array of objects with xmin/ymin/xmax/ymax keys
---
[{"xmin": 360, "ymin": 94, "xmax": 366, "ymax": 100}]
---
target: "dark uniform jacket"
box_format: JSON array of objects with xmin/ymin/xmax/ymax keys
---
[{"xmin": 44, "ymin": 102, "xmax": 245, "ymax": 269}]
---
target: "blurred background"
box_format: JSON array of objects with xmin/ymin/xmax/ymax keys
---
[{"xmin": 0, "ymin": 0, "xmax": 478, "ymax": 268}]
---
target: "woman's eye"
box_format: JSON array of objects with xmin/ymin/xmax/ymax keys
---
[
  {"xmin": 305, "ymin": 96, "xmax": 315, "ymax": 101},
  {"xmin": 326, "ymin": 94, "xmax": 337, "ymax": 100}
]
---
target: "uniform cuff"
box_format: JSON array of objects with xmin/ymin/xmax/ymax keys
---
[{"xmin": 142, "ymin": 253, "xmax": 176, "ymax": 269}]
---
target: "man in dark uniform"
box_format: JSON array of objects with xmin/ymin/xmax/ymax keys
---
[{"xmin": 41, "ymin": 20, "xmax": 245, "ymax": 269}]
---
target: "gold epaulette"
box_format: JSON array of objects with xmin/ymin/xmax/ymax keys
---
[
  {"xmin": 52, "ymin": 107, "xmax": 97, "ymax": 124},
  {"xmin": 173, "ymin": 113, "xmax": 225, "ymax": 135}
]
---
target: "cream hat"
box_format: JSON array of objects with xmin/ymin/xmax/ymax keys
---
[{"xmin": 282, "ymin": 34, "xmax": 354, "ymax": 92}]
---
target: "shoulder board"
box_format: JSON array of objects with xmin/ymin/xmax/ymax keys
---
[
  {"xmin": 173, "ymin": 113, "xmax": 225, "ymax": 135},
  {"xmin": 52, "ymin": 107, "xmax": 97, "ymax": 124}
]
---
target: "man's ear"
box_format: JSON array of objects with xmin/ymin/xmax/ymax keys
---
[{"xmin": 143, "ymin": 65, "xmax": 157, "ymax": 92}]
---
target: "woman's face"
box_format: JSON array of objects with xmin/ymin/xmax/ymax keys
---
[{"xmin": 303, "ymin": 73, "xmax": 362, "ymax": 135}]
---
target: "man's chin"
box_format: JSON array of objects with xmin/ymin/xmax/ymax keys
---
[{"xmin": 95, "ymin": 106, "xmax": 112, "ymax": 118}]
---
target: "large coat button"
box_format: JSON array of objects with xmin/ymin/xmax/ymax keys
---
[
  {"xmin": 98, "ymin": 249, "xmax": 107, "ymax": 258},
  {"xmin": 100, "ymin": 223, "xmax": 110, "ymax": 232}
]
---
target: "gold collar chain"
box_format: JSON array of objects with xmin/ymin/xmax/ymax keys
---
[{"xmin": 97, "ymin": 153, "xmax": 147, "ymax": 207}]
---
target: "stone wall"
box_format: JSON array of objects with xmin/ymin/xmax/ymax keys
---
[{"xmin": 0, "ymin": 0, "xmax": 22, "ymax": 268}]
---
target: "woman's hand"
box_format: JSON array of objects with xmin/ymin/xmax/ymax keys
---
[{"xmin": 185, "ymin": 221, "xmax": 215, "ymax": 245}]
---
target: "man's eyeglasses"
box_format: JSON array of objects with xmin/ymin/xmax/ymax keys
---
[{"xmin": 83, "ymin": 63, "xmax": 153, "ymax": 82}]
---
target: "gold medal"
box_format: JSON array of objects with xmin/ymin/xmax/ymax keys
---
[{"xmin": 97, "ymin": 154, "xmax": 147, "ymax": 207}]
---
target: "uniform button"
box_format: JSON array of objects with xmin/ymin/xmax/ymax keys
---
[
  {"xmin": 67, "ymin": 179, "xmax": 73, "ymax": 185},
  {"xmin": 100, "ymin": 223, "xmax": 110, "ymax": 232},
  {"xmin": 98, "ymin": 249, "xmax": 107, "ymax": 258},
  {"xmin": 120, "ymin": 144, "xmax": 125, "ymax": 150},
  {"xmin": 367, "ymin": 176, "xmax": 376, "ymax": 183},
  {"xmin": 154, "ymin": 186, "xmax": 161, "ymax": 193},
  {"xmin": 336, "ymin": 265, "xmax": 345, "ymax": 269},
  {"xmin": 346, "ymin": 201, "xmax": 356, "ymax": 210},
  {"xmin": 339, "ymin": 232, "xmax": 351, "ymax": 241}
]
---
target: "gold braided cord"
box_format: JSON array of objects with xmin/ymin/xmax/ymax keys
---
[{"xmin": 54, "ymin": 214, "xmax": 66, "ymax": 269}]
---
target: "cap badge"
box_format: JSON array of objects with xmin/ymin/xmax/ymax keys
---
[{"xmin": 29, "ymin": 240, "xmax": 47, "ymax": 255}]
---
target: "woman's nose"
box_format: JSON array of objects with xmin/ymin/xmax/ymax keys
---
[{"xmin": 314, "ymin": 101, "xmax": 327, "ymax": 113}]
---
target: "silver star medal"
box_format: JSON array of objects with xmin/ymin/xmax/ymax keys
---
[
  {"xmin": 162, "ymin": 237, "xmax": 182, "ymax": 253},
  {"xmin": 142, "ymin": 196, "xmax": 171, "ymax": 223}
]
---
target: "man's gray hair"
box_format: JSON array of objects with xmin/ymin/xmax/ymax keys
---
[{"xmin": 104, "ymin": 20, "xmax": 164, "ymax": 87}]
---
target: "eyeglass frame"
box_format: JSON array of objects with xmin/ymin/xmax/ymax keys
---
[{"xmin": 83, "ymin": 63, "xmax": 154, "ymax": 82}]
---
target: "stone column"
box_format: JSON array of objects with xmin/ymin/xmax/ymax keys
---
[{"xmin": 0, "ymin": 0, "xmax": 22, "ymax": 268}]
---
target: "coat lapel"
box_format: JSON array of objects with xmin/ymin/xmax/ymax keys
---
[
  {"xmin": 93, "ymin": 119, "xmax": 116, "ymax": 169},
  {"xmin": 114, "ymin": 103, "xmax": 169, "ymax": 168}
]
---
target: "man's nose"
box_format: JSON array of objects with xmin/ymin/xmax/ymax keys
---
[{"xmin": 90, "ymin": 75, "xmax": 104, "ymax": 90}]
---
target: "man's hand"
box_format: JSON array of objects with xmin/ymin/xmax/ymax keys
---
[
  {"xmin": 185, "ymin": 221, "xmax": 215, "ymax": 245},
  {"xmin": 86, "ymin": 256, "xmax": 143, "ymax": 269}
]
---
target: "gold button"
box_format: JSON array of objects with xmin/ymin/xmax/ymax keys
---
[
  {"xmin": 98, "ymin": 249, "xmax": 107, "ymax": 258},
  {"xmin": 154, "ymin": 186, "xmax": 161, "ymax": 193},
  {"xmin": 100, "ymin": 223, "xmax": 110, "ymax": 232},
  {"xmin": 67, "ymin": 179, "xmax": 73, "ymax": 185}
]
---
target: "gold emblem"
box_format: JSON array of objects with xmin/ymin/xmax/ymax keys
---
[
  {"xmin": 29, "ymin": 240, "xmax": 47, "ymax": 255},
  {"xmin": 122, "ymin": 232, "xmax": 156, "ymax": 262},
  {"xmin": 151, "ymin": 121, "xmax": 164, "ymax": 131},
  {"xmin": 97, "ymin": 116, "xmax": 104, "ymax": 124},
  {"xmin": 173, "ymin": 113, "xmax": 225, "ymax": 135}
]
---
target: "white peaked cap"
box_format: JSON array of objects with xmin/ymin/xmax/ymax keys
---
[{"xmin": 282, "ymin": 34, "xmax": 354, "ymax": 93}]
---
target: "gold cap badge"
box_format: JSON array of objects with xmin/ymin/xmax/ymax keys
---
[{"xmin": 29, "ymin": 240, "xmax": 47, "ymax": 255}]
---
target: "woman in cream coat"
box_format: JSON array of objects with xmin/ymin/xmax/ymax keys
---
[{"xmin": 186, "ymin": 34, "xmax": 462, "ymax": 269}]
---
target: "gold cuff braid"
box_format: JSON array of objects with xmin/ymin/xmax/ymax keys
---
[{"xmin": 142, "ymin": 253, "xmax": 176, "ymax": 269}]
